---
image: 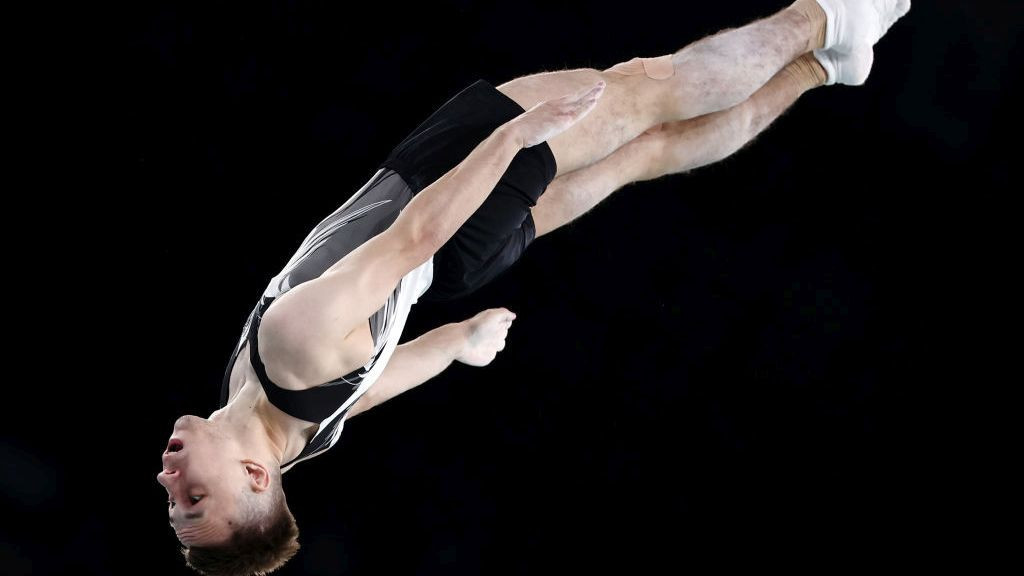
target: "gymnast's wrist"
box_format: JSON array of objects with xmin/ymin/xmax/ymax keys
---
[{"xmin": 431, "ymin": 322, "xmax": 470, "ymax": 362}]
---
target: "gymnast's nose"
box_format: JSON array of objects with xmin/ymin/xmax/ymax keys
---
[{"xmin": 157, "ymin": 458, "xmax": 181, "ymax": 489}]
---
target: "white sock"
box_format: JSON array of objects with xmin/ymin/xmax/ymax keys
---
[
  {"xmin": 814, "ymin": 47, "xmax": 875, "ymax": 86},
  {"xmin": 881, "ymin": 0, "xmax": 912, "ymax": 37},
  {"xmin": 815, "ymin": 0, "xmax": 912, "ymax": 53}
]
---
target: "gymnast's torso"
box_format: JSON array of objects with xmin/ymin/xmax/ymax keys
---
[{"xmin": 218, "ymin": 166, "xmax": 434, "ymax": 472}]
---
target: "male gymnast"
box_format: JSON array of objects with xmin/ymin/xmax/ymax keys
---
[{"xmin": 157, "ymin": 2, "xmax": 911, "ymax": 574}]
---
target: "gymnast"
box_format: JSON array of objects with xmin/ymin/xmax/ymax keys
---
[{"xmin": 157, "ymin": 2, "xmax": 911, "ymax": 573}]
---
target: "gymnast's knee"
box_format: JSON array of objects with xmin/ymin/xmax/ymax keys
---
[{"xmin": 603, "ymin": 55, "xmax": 675, "ymax": 80}]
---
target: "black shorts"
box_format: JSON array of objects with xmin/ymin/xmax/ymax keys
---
[{"xmin": 379, "ymin": 79, "xmax": 558, "ymax": 303}]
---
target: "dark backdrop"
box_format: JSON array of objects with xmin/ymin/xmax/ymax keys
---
[{"xmin": 5, "ymin": 1, "xmax": 1017, "ymax": 574}]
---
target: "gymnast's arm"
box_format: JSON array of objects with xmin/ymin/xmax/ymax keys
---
[
  {"xmin": 345, "ymin": 308, "xmax": 516, "ymax": 419},
  {"xmin": 256, "ymin": 127, "xmax": 523, "ymax": 386},
  {"xmin": 257, "ymin": 88, "xmax": 599, "ymax": 387},
  {"xmin": 343, "ymin": 323, "xmax": 466, "ymax": 419}
]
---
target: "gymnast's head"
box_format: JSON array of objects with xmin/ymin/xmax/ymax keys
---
[{"xmin": 157, "ymin": 414, "xmax": 300, "ymax": 575}]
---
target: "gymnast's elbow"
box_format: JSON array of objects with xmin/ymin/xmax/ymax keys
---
[{"xmin": 388, "ymin": 211, "xmax": 445, "ymax": 264}]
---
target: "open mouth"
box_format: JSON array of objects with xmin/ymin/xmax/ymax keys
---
[{"xmin": 167, "ymin": 439, "xmax": 184, "ymax": 453}]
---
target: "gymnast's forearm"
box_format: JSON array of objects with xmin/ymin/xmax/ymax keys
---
[
  {"xmin": 362, "ymin": 323, "xmax": 467, "ymax": 409},
  {"xmin": 393, "ymin": 126, "xmax": 522, "ymax": 255}
]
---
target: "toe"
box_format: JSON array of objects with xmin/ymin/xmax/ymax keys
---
[{"xmin": 876, "ymin": 0, "xmax": 911, "ymax": 38}]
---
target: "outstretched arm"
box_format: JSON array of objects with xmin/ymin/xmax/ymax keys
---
[
  {"xmin": 344, "ymin": 308, "xmax": 517, "ymax": 419},
  {"xmin": 258, "ymin": 84, "xmax": 603, "ymax": 390}
]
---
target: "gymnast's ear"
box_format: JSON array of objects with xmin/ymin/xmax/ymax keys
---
[{"xmin": 244, "ymin": 460, "xmax": 271, "ymax": 492}]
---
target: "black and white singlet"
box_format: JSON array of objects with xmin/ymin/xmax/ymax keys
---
[{"xmin": 219, "ymin": 166, "xmax": 433, "ymax": 473}]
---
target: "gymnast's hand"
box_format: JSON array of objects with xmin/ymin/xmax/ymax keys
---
[
  {"xmin": 507, "ymin": 80, "xmax": 606, "ymax": 149},
  {"xmin": 455, "ymin": 307, "xmax": 517, "ymax": 367}
]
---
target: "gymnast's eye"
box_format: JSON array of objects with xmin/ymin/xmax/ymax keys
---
[
  {"xmin": 190, "ymin": 495, "xmax": 204, "ymax": 504},
  {"xmin": 168, "ymin": 499, "xmax": 175, "ymax": 509}
]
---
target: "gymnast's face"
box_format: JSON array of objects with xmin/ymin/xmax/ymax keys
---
[{"xmin": 157, "ymin": 415, "xmax": 242, "ymax": 546}]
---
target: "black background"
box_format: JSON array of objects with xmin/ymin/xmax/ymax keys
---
[{"xmin": 5, "ymin": 1, "xmax": 1017, "ymax": 574}]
